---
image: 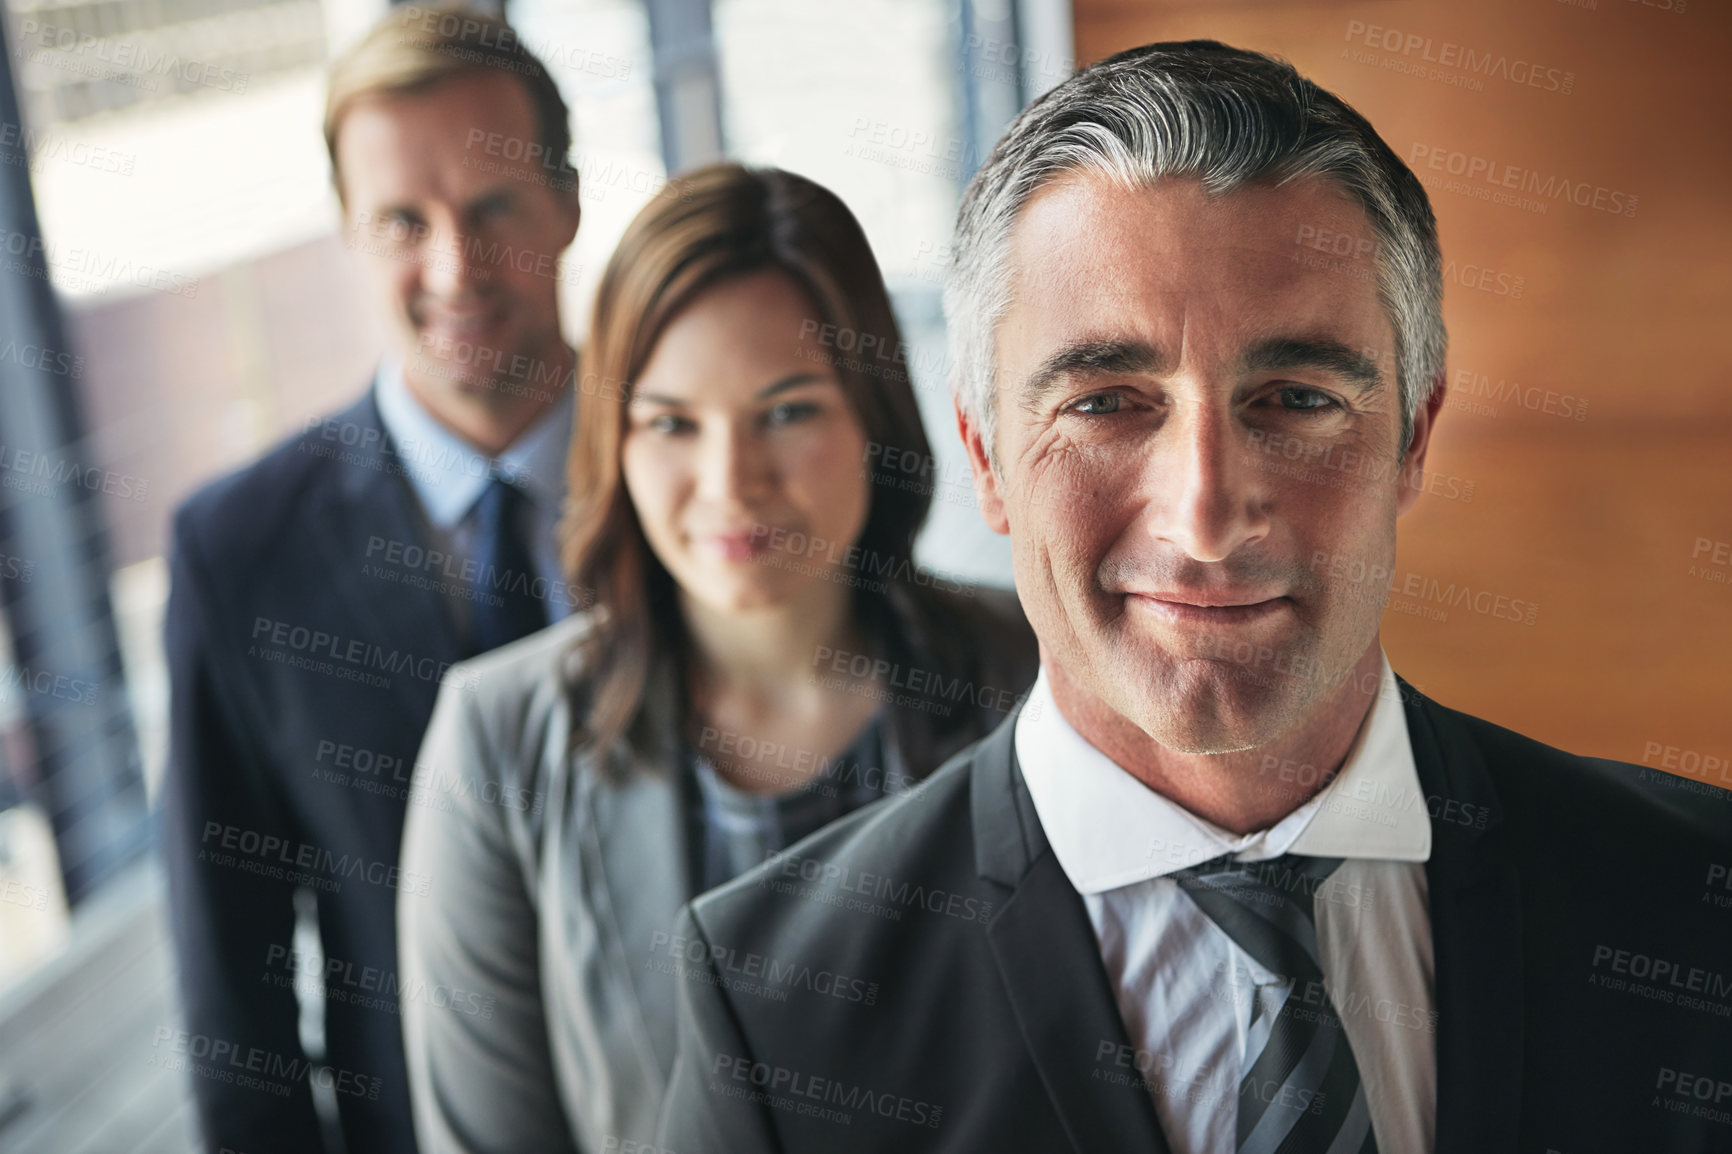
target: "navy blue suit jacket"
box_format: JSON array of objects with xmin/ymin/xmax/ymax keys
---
[{"xmin": 161, "ymin": 389, "xmax": 466, "ymax": 1153}]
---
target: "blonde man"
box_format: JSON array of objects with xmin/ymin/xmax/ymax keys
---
[{"xmin": 160, "ymin": 7, "xmax": 582, "ymax": 1151}]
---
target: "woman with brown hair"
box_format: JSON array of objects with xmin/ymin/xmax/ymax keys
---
[{"xmin": 398, "ymin": 163, "xmax": 1036, "ymax": 1154}]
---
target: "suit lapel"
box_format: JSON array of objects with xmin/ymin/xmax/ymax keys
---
[
  {"xmin": 971, "ymin": 682, "xmax": 1526, "ymax": 1153},
  {"xmin": 306, "ymin": 391, "xmax": 462, "ymax": 703},
  {"xmin": 589, "ymin": 668, "xmax": 695, "ymax": 1078},
  {"xmin": 973, "ymin": 715, "xmax": 1174, "ymax": 1154},
  {"xmin": 1402, "ymin": 682, "xmax": 1524, "ymax": 1154}
]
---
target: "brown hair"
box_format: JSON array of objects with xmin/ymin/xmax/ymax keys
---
[
  {"xmin": 562, "ymin": 163, "xmax": 936, "ymax": 755},
  {"xmin": 323, "ymin": 4, "xmax": 575, "ymax": 200}
]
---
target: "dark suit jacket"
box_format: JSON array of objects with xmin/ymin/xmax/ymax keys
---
[
  {"xmin": 658, "ymin": 681, "xmax": 1732, "ymax": 1153},
  {"xmin": 161, "ymin": 389, "xmax": 462, "ymax": 1154}
]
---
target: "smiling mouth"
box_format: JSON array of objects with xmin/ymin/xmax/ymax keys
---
[
  {"xmin": 418, "ymin": 303, "xmax": 507, "ymax": 342},
  {"xmin": 697, "ymin": 532, "xmax": 770, "ymax": 563},
  {"xmin": 1126, "ymin": 593, "xmax": 1291, "ymax": 626}
]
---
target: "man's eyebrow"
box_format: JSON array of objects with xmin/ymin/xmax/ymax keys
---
[
  {"xmin": 1018, "ymin": 339, "xmax": 1169, "ymax": 410},
  {"xmin": 363, "ymin": 187, "xmax": 517, "ymax": 225},
  {"xmin": 463, "ymin": 187, "xmax": 517, "ymax": 214},
  {"xmin": 1241, "ymin": 337, "xmax": 1385, "ymax": 392},
  {"xmin": 370, "ymin": 201, "xmax": 422, "ymax": 221}
]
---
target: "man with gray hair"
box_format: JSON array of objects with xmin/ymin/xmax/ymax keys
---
[{"xmin": 656, "ymin": 41, "xmax": 1730, "ymax": 1153}]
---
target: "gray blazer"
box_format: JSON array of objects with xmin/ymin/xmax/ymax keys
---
[{"xmin": 398, "ymin": 588, "xmax": 1037, "ymax": 1154}]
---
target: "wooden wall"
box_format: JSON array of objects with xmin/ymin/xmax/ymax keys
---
[{"xmin": 1071, "ymin": 0, "xmax": 1731, "ymax": 781}]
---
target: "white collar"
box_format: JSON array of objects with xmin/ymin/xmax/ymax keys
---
[
  {"xmin": 373, "ymin": 356, "xmax": 572, "ymax": 529},
  {"xmin": 1015, "ymin": 653, "xmax": 1432, "ymax": 895}
]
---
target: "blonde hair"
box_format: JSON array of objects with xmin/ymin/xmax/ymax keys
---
[{"xmin": 323, "ymin": 4, "xmax": 575, "ymax": 200}]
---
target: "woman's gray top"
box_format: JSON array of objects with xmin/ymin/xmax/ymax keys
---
[
  {"xmin": 692, "ymin": 713, "xmax": 891, "ymax": 893},
  {"xmin": 399, "ymin": 594, "xmax": 1036, "ymax": 1154}
]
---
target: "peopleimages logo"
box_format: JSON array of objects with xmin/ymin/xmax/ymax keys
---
[
  {"xmin": 649, "ymin": 930, "xmax": 881, "ymax": 1006},
  {"xmin": 1590, "ymin": 945, "xmax": 1732, "ymax": 999},
  {"xmin": 1344, "ymin": 21, "xmax": 1576, "ymax": 94},
  {"xmin": 150, "ymin": 1028, "xmax": 380, "ymax": 1100},
  {"xmin": 0, "ymin": 337, "xmax": 84, "ymax": 378},
  {"xmin": 14, "ymin": 20, "xmax": 251, "ymax": 93},
  {"xmin": 263, "ymin": 944, "xmax": 496, "ymax": 1019},
  {"xmin": 760, "ymin": 848, "xmax": 995, "ymax": 925},
  {"xmin": 0, "ymin": 121, "xmax": 135, "ymax": 179},
  {"xmin": 696, "ymin": 724, "xmax": 918, "ymax": 796},
  {"xmin": 0, "ymin": 224, "xmax": 198, "ymax": 297},
  {"xmin": 709, "ymin": 1054, "xmax": 943, "ymax": 1129},
  {"xmin": 0, "ymin": 442, "xmax": 149, "ymax": 500},
  {"xmin": 363, "ymin": 535, "xmax": 592, "ymax": 613},
  {"xmin": 248, "ymin": 615, "xmax": 475, "ymax": 690},
  {"xmin": 810, "ymin": 645, "xmax": 1028, "ymax": 716},
  {"xmin": 0, "ymin": 662, "xmax": 98, "ymax": 705},
  {"xmin": 198, "ymin": 820, "xmax": 433, "ymax": 898},
  {"xmin": 1409, "ymin": 143, "xmax": 1638, "ymax": 218}
]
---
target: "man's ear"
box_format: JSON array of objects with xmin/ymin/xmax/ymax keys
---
[
  {"xmin": 956, "ymin": 397, "xmax": 1010, "ymax": 535},
  {"xmin": 554, "ymin": 186, "xmax": 582, "ymax": 249},
  {"xmin": 1396, "ymin": 372, "xmax": 1448, "ymax": 517}
]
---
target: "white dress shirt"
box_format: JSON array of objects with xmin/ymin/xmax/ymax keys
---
[
  {"xmin": 1015, "ymin": 656, "xmax": 1437, "ymax": 1154},
  {"xmin": 373, "ymin": 357, "xmax": 577, "ymax": 633}
]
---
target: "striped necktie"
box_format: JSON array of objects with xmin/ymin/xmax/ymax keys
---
[{"xmin": 1172, "ymin": 854, "xmax": 1378, "ymax": 1154}]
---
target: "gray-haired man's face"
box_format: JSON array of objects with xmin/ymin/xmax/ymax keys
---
[{"xmin": 958, "ymin": 172, "xmax": 1442, "ymax": 754}]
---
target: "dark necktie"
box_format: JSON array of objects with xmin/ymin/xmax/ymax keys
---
[
  {"xmin": 464, "ymin": 476, "xmax": 547, "ymax": 656},
  {"xmin": 1172, "ymin": 854, "xmax": 1378, "ymax": 1154}
]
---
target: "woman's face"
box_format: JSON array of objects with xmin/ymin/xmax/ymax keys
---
[{"xmin": 622, "ymin": 271, "xmax": 873, "ymax": 615}]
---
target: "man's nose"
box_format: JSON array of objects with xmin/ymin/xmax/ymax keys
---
[
  {"xmin": 421, "ymin": 225, "xmax": 488, "ymax": 298},
  {"xmin": 1146, "ymin": 403, "xmax": 1268, "ymax": 563}
]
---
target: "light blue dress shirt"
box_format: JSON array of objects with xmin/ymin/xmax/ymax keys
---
[{"xmin": 373, "ymin": 356, "xmax": 577, "ymax": 638}]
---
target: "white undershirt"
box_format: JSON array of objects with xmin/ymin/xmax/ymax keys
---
[{"xmin": 1015, "ymin": 655, "xmax": 1437, "ymax": 1154}]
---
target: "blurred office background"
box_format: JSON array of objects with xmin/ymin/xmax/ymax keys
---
[{"xmin": 0, "ymin": 0, "xmax": 1724, "ymax": 1148}]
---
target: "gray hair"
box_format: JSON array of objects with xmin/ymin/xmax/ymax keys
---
[{"xmin": 945, "ymin": 40, "xmax": 1446, "ymax": 464}]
